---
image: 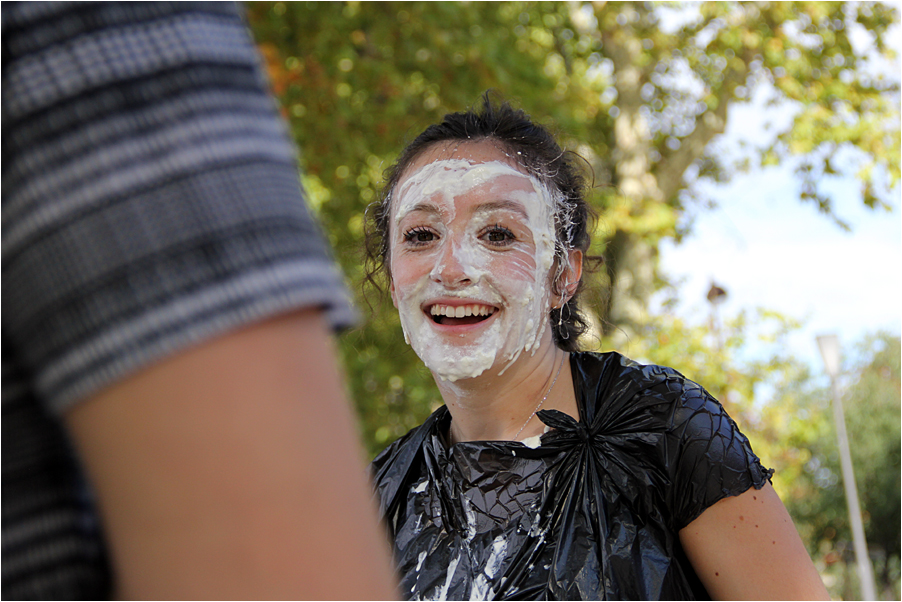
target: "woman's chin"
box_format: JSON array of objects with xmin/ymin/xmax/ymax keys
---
[
  {"xmin": 406, "ymin": 308, "xmax": 554, "ymax": 383},
  {"xmin": 422, "ymin": 349, "xmax": 526, "ymax": 386},
  {"xmin": 412, "ymin": 335, "xmax": 502, "ymax": 383}
]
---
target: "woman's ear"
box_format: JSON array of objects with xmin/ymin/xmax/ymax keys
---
[
  {"xmin": 565, "ymin": 250, "xmax": 583, "ymax": 295},
  {"xmin": 389, "ymin": 278, "xmax": 399, "ymax": 309},
  {"xmin": 555, "ymin": 250, "xmax": 583, "ymax": 301}
]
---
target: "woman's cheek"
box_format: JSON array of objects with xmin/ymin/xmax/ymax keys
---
[
  {"xmin": 392, "ymin": 249, "xmax": 432, "ymax": 287},
  {"xmin": 485, "ymin": 248, "xmax": 539, "ymax": 284}
]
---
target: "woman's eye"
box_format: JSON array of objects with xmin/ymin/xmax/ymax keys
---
[
  {"xmin": 481, "ymin": 225, "xmax": 516, "ymax": 246},
  {"xmin": 403, "ymin": 227, "xmax": 437, "ymax": 245}
]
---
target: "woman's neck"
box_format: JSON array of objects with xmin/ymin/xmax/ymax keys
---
[{"xmin": 436, "ymin": 338, "xmax": 578, "ymax": 444}]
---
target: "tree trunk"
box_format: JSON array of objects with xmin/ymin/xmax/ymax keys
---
[
  {"xmin": 592, "ymin": 2, "xmax": 745, "ymax": 340},
  {"xmin": 600, "ymin": 16, "xmax": 662, "ymax": 341},
  {"xmin": 603, "ymin": 230, "xmax": 658, "ymax": 343}
]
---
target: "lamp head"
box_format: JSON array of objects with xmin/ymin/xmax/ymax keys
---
[{"xmin": 816, "ymin": 334, "xmax": 841, "ymax": 378}]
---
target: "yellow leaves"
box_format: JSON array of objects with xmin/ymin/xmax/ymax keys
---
[
  {"xmin": 348, "ymin": 213, "xmax": 364, "ymax": 238},
  {"xmin": 787, "ymin": 106, "xmax": 831, "ymax": 154},
  {"xmin": 530, "ymin": 27, "xmax": 555, "ymax": 49},
  {"xmin": 543, "ymin": 54, "xmax": 566, "ymax": 78},
  {"xmin": 742, "ymin": 29, "xmax": 762, "ymax": 49},
  {"xmin": 342, "ymin": 1, "xmax": 360, "ymax": 18},
  {"xmin": 374, "ymin": 426, "xmax": 393, "ymax": 445},
  {"xmin": 257, "ymin": 42, "xmax": 289, "ymax": 96},
  {"xmin": 775, "ymin": 73, "xmax": 806, "ymax": 101},
  {"xmin": 300, "ymin": 173, "xmax": 332, "ymax": 214},
  {"xmin": 805, "ymin": 79, "xmax": 824, "ymax": 99},
  {"xmin": 350, "ymin": 30, "xmax": 366, "ymax": 46},
  {"xmin": 603, "ymin": 192, "xmax": 678, "ymax": 238},
  {"xmin": 285, "ymin": 56, "xmax": 303, "ymax": 73}
]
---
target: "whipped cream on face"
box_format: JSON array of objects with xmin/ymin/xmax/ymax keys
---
[{"xmin": 390, "ymin": 158, "xmax": 558, "ymax": 382}]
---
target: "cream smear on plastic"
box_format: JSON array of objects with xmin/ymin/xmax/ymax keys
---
[{"xmin": 390, "ymin": 158, "xmax": 557, "ymax": 382}]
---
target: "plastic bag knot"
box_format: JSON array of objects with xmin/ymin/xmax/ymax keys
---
[{"xmin": 537, "ymin": 409, "xmax": 592, "ymax": 444}]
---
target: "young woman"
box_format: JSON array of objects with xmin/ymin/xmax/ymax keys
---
[{"xmin": 367, "ymin": 95, "xmax": 828, "ymax": 600}]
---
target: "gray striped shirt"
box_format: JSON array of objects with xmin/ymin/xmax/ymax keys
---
[{"xmin": 2, "ymin": 2, "xmax": 354, "ymax": 597}]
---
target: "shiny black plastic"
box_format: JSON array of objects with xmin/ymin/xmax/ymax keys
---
[{"xmin": 371, "ymin": 352, "xmax": 772, "ymax": 600}]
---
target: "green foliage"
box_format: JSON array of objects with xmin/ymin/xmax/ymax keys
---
[
  {"xmin": 243, "ymin": 1, "xmax": 900, "ymax": 460},
  {"xmin": 590, "ymin": 304, "xmax": 801, "ymax": 418},
  {"xmin": 767, "ymin": 333, "xmax": 901, "ymax": 599}
]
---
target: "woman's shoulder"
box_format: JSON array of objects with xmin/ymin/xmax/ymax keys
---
[
  {"xmin": 370, "ymin": 406, "xmax": 448, "ymax": 478},
  {"xmin": 571, "ymin": 350, "xmax": 759, "ymax": 451},
  {"xmin": 371, "ymin": 406, "xmax": 447, "ymax": 470},
  {"xmin": 571, "ymin": 351, "xmax": 772, "ymax": 527},
  {"xmin": 571, "ymin": 350, "xmax": 714, "ymax": 426},
  {"xmin": 369, "ymin": 405, "xmax": 448, "ymax": 517},
  {"xmin": 572, "ymin": 349, "xmax": 693, "ymax": 380}
]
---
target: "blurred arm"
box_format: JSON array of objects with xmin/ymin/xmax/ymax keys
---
[
  {"xmin": 65, "ymin": 309, "xmax": 398, "ymax": 600},
  {"xmin": 680, "ymin": 482, "xmax": 828, "ymax": 600}
]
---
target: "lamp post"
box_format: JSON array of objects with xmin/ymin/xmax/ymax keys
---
[
  {"xmin": 706, "ymin": 282, "xmax": 727, "ymax": 353},
  {"xmin": 816, "ymin": 334, "xmax": 877, "ymax": 600}
]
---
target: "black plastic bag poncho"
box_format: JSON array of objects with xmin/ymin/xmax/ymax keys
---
[{"xmin": 371, "ymin": 352, "xmax": 773, "ymax": 600}]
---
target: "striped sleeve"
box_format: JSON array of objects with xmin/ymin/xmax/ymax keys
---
[
  {"xmin": 3, "ymin": 3, "xmax": 357, "ymax": 597},
  {"xmin": 2, "ymin": 1, "xmax": 356, "ymax": 414}
]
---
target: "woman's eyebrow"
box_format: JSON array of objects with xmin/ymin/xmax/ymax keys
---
[
  {"xmin": 396, "ymin": 202, "xmax": 440, "ymax": 221},
  {"xmin": 472, "ymin": 200, "xmax": 528, "ymax": 219}
]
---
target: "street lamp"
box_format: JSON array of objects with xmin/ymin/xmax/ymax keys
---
[
  {"xmin": 706, "ymin": 282, "xmax": 727, "ymax": 353},
  {"xmin": 816, "ymin": 334, "xmax": 877, "ymax": 600}
]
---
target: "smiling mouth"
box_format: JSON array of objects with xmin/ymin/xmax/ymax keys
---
[{"xmin": 428, "ymin": 303, "xmax": 497, "ymax": 326}]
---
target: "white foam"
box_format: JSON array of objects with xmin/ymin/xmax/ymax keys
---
[
  {"xmin": 431, "ymin": 553, "xmax": 461, "ymax": 601},
  {"xmin": 469, "ymin": 535, "xmax": 508, "ymax": 600},
  {"xmin": 520, "ymin": 434, "xmax": 542, "ymax": 449},
  {"xmin": 389, "ymin": 158, "xmax": 558, "ymax": 382}
]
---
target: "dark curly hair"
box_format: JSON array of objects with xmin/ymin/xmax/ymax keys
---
[{"xmin": 365, "ymin": 92, "xmax": 595, "ymax": 351}]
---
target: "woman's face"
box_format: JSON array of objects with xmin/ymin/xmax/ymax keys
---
[{"xmin": 388, "ymin": 141, "xmax": 560, "ymax": 382}]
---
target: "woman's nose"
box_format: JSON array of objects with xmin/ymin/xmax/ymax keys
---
[{"xmin": 430, "ymin": 240, "xmax": 472, "ymax": 287}]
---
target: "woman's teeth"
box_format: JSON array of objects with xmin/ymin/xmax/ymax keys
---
[{"xmin": 429, "ymin": 304, "xmax": 496, "ymax": 319}]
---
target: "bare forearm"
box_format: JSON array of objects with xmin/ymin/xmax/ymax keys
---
[{"xmin": 67, "ymin": 310, "xmax": 398, "ymax": 599}]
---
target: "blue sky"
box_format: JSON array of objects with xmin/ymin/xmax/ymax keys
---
[
  {"xmin": 658, "ymin": 162, "xmax": 900, "ymax": 370},
  {"xmin": 656, "ymin": 33, "xmax": 900, "ymax": 373},
  {"xmin": 643, "ymin": 9, "xmax": 902, "ymax": 379}
]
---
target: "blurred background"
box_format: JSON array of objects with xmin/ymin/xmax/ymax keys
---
[{"xmin": 244, "ymin": 2, "xmax": 900, "ymax": 598}]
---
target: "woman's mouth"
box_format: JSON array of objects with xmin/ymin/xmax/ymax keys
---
[{"xmin": 427, "ymin": 303, "xmax": 497, "ymax": 326}]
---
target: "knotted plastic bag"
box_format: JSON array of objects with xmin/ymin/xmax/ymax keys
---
[{"xmin": 371, "ymin": 352, "xmax": 772, "ymax": 600}]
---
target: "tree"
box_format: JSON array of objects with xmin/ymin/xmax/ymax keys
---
[
  {"xmin": 761, "ymin": 333, "xmax": 901, "ymax": 599},
  {"xmin": 244, "ymin": 1, "xmax": 900, "ymax": 455},
  {"xmin": 559, "ymin": 1, "xmax": 900, "ymax": 338}
]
